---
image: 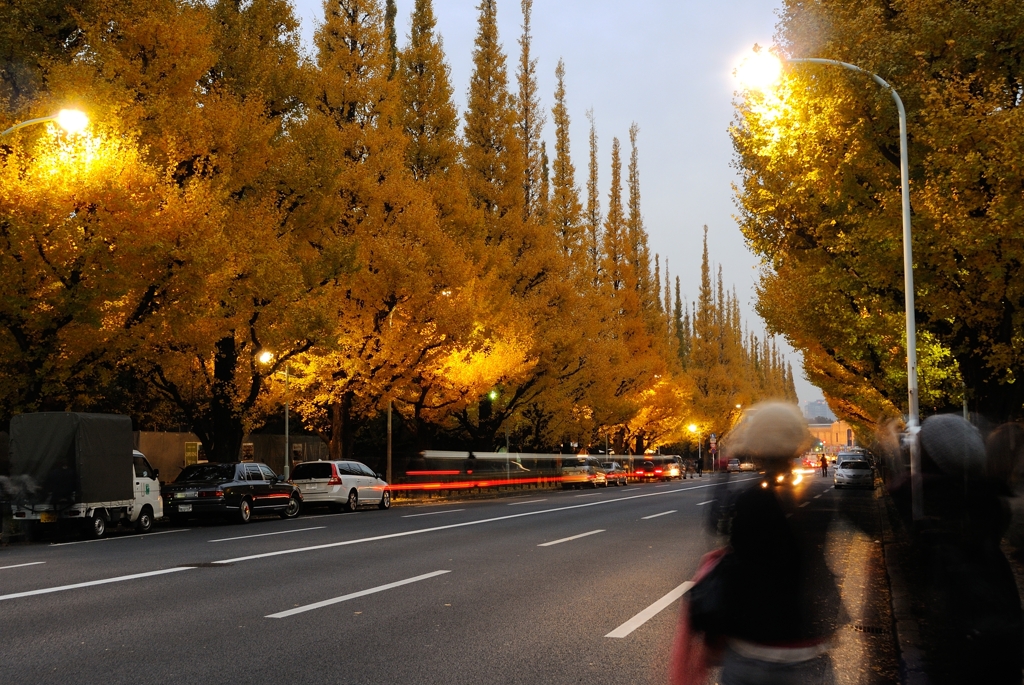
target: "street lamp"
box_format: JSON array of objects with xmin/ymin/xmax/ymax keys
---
[
  {"xmin": 2, "ymin": 109, "xmax": 89, "ymax": 137},
  {"xmin": 737, "ymin": 50, "xmax": 923, "ymax": 520},
  {"xmin": 259, "ymin": 351, "xmax": 291, "ymax": 480},
  {"xmin": 688, "ymin": 423, "xmax": 701, "ymax": 474}
]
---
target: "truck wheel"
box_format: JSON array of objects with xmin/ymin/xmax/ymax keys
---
[
  {"xmin": 237, "ymin": 498, "xmax": 253, "ymax": 523},
  {"xmin": 135, "ymin": 506, "xmax": 154, "ymax": 534},
  {"xmin": 87, "ymin": 512, "xmax": 106, "ymax": 539}
]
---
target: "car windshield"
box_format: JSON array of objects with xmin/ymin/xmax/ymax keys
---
[
  {"xmin": 840, "ymin": 462, "xmax": 870, "ymax": 470},
  {"xmin": 292, "ymin": 462, "xmax": 333, "ymax": 480},
  {"xmin": 729, "ymin": 459, "xmax": 740, "ymax": 465},
  {"xmin": 175, "ymin": 464, "xmax": 236, "ymax": 483},
  {"xmin": 602, "ymin": 463, "xmax": 616, "ymax": 470}
]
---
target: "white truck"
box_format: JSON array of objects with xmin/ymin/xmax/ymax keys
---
[{"xmin": 10, "ymin": 412, "xmax": 163, "ymax": 538}]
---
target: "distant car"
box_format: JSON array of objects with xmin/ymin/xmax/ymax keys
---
[
  {"xmin": 739, "ymin": 461, "xmax": 756, "ymax": 472},
  {"xmin": 834, "ymin": 460, "xmax": 873, "ymax": 489},
  {"xmin": 561, "ymin": 456, "xmax": 607, "ymax": 489},
  {"xmin": 601, "ymin": 461, "xmax": 628, "ymax": 486},
  {"xmin": 290, "ymin": 460, "xmax": 391, "ymax": 511},
  {"xmin": 162, "ymin": 462, "xmax": 301, "ymax": 524},
  {"xmin": 659, "ymin": 456, "xmax": 684, "ymax": 480},
  {"xmin": 633, "ymin": 460, "xmax": 660, "ymax": 482},
  {"xmin": 727, "ymin": 458, "xmax": 741, "ymax": 473}
]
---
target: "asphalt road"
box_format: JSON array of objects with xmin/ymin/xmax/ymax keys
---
[{"xmin": 0, "ymin": 473, "xmax": 896, "ymax": 685}]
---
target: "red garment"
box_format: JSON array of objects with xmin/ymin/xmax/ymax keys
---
[{"xmin": 668, "ymin": 549, "xmax": 727, "ymax": 685}]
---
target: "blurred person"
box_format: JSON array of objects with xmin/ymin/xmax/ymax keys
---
[
  {"xmin": 986, "ymin": 422, "xmax": 1024, "ymax": 565},
  {"xmin": 684, "ymin": 402, "xmax": 838, "ymax": 685},
  {"xmin": 893, "ymin": 414, "xmax": 1022, "ymax": 685},
  {"xmin": 819, "ymin": 454, "xmax": 827, "ymax": 478}
]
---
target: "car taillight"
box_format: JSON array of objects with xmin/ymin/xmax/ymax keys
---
[
  {"xmin": 654, "ymin": 469, "xmax": 662, "ymax": 474},
  {"xmin": 199, "ymin": 489, "xmax": 224, "ymax": 498},
  {"xmin": 328, "ymin": 476, "xmax": 342, "ymax": 486}
]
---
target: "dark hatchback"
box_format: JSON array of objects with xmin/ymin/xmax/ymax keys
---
[{"xmin": 162, "ymin": 462, "xmax": 301, "ymax": 524}]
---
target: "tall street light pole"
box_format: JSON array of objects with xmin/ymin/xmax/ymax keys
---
[{"xmin": 739, "ymin": 54, "xmax": 922, "ymax": 519}]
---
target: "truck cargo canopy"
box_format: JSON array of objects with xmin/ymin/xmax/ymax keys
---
[{"xmin": 10, "ymin": 413, "xmax": 133, "ymax": 503}]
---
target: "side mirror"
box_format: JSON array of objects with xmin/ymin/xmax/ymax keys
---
[
  {"xmin": 376, "ymin": 473, "xmax": 384, "ymax": 481},
  {"xmin": 153, "ymin": 469, "xmax": 160, "ymax": 479}
]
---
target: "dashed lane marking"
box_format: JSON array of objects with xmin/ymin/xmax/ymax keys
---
[
  {"xmin": 2, "ymin": 477, "xmax": 760, "ymax": 604},
  {"xmin": 0, "ymin": 562, "xmax": 45, "ymax": 571},
  {"xmin": 402, "ymin": 509, "xmax": 465, "ymax": 518},
  {"xmin": 266, "ymin": 570, "xmax": 451, "ymax": 618},
  {"xmin": 49, "ymin": 529, "xmax": 189, "ymax": 547},
  {"xmin": 538, "ymin": 529, "xmax": 605, "ymax": 547},
  {"xmin": 209, "ymin": 527, "xmax": 325, "ymax": 543},
  {"xmin": 507, "ymin": 500, "xmax": 548, "ymax": 506},
  {"xmin": 696, "ymin": 500, "xmax": 714, "ymax": 506},
  {"xmin": 641, "ymin": 510, "xmax": 676, "ymax": 520},
  {"xmin": 574, "ymin": 492, "xmax": 601, "ymax": 497},
  {"xmin": 605, "ymin": 581, "xmax": 695, "ymax": 638},
  {"xmin": 0, "ymin": 567, "xmax": 193, "ymax": 602},
  {"xmin": 799, "ymin": 502, "xmax": 810, "ymax": 508}
]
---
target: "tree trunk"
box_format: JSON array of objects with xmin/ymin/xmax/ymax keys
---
[{"xmin": 203, "ymin": 335, "xmax": 246, "ymax": 463}]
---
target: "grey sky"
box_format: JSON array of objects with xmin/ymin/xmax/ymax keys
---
[{"xmin": 289, "ymin": 0, "xmax": 821, "ymax": 405}]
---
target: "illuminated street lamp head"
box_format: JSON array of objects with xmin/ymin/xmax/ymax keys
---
[
  {"xmin": 735, "ymin": 48, "xmax": 783, "ymax": 92},
  {"xmin": 258, "ymin": 351, "xmax": 274, "ymax": 364},
  {"xmin": 56, "ymin": 109, "xmax": 89, "ymax": 135},
  {"xmin": 489, "ymin": 390, "xmax": 499, "ymax": 401},
  {"xmin": 688, "ymin": 424, "xmax": 698, "ymax": 434}
]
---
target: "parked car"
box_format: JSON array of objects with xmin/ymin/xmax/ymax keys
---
[
  {"xmin": 290, "ymin": 460, "xmax": 391, "ymax": 511},
  {"xmin": 561, "ymin": 456, "xmax": 607, "ymax": 488},
  {"xmin": 601, "ymin": 461, "xmax": 628, "ymax": 486},
  {"xmin": 834, "ymin": 460, "xmax": 873, "ymax": 489},
  {"xmin": 162, "ymin": 462, "xmax": 301, "ymax": 524},
  {"xmin": 739, "ymin": 461, "xmax": 757, "ymax": 472},
  {"xmin": 727, "ymin": 458, "xmax": 741, "ymax": 473}
]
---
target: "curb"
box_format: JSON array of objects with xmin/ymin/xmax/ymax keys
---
[{"xmin": 876, "ymin": 488, "xmax": 929, "ymax": 685}]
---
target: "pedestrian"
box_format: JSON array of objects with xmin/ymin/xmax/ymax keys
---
[
  {"xmin": 695, "ymin": 456, "xmax": 703, "ymax": 478},
  {"xmin": 677, "ymin": 402, "xmax": 838, "ymax": 685},
  {"xmin": 819, "ymin": 454, "xmax": 827, "ymax": 478},
  {"xmin": 891, "ymin": 415, "xmax": 1023, "ymax": 684}
]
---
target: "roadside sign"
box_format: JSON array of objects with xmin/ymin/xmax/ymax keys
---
[
  {"xmin": 184, "ymin": 442, "xmax": 200, "ymax": 466},
  {"xmin": 709, "ymin": 433, "xmax": 717, "ymax": 448}
]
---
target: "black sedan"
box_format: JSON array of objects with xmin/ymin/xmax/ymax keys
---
[{"xmin": 162, "ymin": 462, "xmax": 301, "ymax": 524}]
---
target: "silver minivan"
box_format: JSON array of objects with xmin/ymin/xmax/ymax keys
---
[{"xmin": 290, "ymin": 460, "xmax": 391, "ymax": 511}]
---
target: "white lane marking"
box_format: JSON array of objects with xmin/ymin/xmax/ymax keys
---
[
  {"xmin": 209, "ymin": 527, "xmax": 325, "ymax": 543},
  {"xmin": 605, "ymin": 581, "xmax": 695, "ymax": 638},
  {"xmin": 641, "ymin": 510, "xmax": 676, "ymax": 520},
  {"xmin": 0, "ymin": 562, "xmax": 46, "ymax": 571},
  {"xmin": 814, "ymin": 494, "xmax": 822, "ymax": 499},
  {"xmin": 799, "ymin": 502, "xmax": 810, "ymax": 508},
  {"xmin": 574, "ymin": 492, "xmax": 600, "ymax": 497},
  {"xmin": 402, "ymin": 509, "xmax": 465, "ymax": 518},
  {"xmin": 507, "ymin": 499, "xmax": 548, "ymax": 506},
  {"xmin": 696, "ymin": 500, "xmax": 714, "ymax": 506},
  {"xmin": 207, "ymin": 477, "xmax": 759, "ymax": 565},
  {"xmin": 266, "ymin": 570, "xmax": 451, "ymax": 618},
  {"xmin": 0, "ymin": 567, "xmax": 193, "ymax": 602},
  {"xmin": 49, "ymin": 529, "xmax": 189, "ymax": 547},
  {"xmin": 538, "ymin": 529, "xmax": 605, "ymax": 547},
  {"xmin": 300, "ymin": 513, "xmax": 356, "ymax": 520},
  {"xmin": 619, "ymin": 488, "xmax": 637, "ymax": 491},
  {"xmin": 654, "ymin": 483, "xmax": 674, "ymax": 488}
]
